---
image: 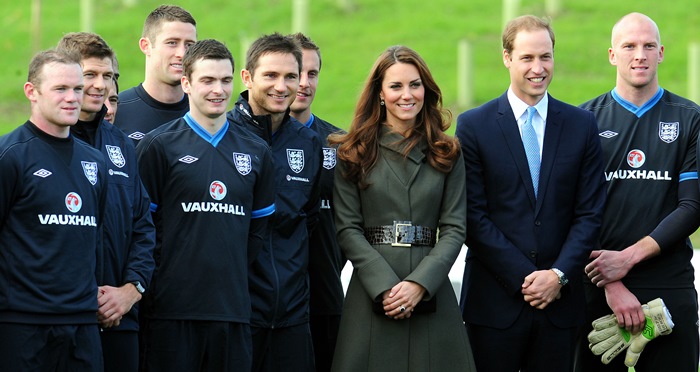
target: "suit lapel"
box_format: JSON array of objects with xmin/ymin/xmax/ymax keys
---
[
  {"xmin": 536, "ymin": 95, "xmax": 563, "ymax": 215},
  {"xmin": 379, "ymin": 128, "xmax": 425, "ymax": 188},
  {"xmin": 496, "ymin": 94, "xmax": 537, "ymax": 209}
]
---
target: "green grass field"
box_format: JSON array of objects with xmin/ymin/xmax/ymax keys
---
[{"xmin": 1, "ymin": 0, "xmax": 699, "ymax": 134}]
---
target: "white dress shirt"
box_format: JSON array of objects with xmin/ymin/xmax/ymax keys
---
[{"xmin": 507, "ymin": 88, "xmax": 548, "ymax": 160}]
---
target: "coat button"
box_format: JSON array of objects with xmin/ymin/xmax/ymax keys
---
[
  {"xmin": 534, "ymin": 220, "xmax": 541, "ymax": 226},
  {"xmin": 530, "ymin": 251, "xmax": 537, "ymax": 258}
]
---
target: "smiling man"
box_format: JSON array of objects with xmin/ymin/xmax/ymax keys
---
[
  {"xmin": 136, "ymin": 39, "xmax": 275, "ymax": 372},
  {"xmin": 227, "ymin": 33, "xmax": 323, "ymax": 372},
  {"xmin": 288, "ymin": 32, "xmax": 345, "ymax": 372},
  {"xmin": 455, "ymin": 15, "xmax": 606, "ymax": 371},
  {"xmin": 114, "ymin": 5, "xmax": 196, "ymax": 145},
  {"xmin": 0, "ymin": 49, "xmax": 108, "ymax": 372},
  {"xmin": 104, "ymin": 79, "xmax": 118, "ymax": 124},
  {"xmin": 575, "ymin": 13, "xmax": 700, "ymax": 371},
  {"xmin": 56, "ymin": 32, "xmax": 155, "ymax": 372}
]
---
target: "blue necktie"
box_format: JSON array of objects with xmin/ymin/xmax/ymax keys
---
[{"xmin": 522, "ymin": 106, "xmax": 540, "ymax": 197}]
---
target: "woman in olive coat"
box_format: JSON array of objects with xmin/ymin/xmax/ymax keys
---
[{"xmin": 329, "ymin": 45, "xmax": 476, "ymax": 372}]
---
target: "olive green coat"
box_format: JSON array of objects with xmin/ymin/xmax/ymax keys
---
[{"xmin": 331, "ymin": 129, "xmax": 476, "ymax": 372}]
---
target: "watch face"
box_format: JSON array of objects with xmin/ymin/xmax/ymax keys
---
[
  {"xmin": 132, "ymin": 282, "xmax": 145, "ymax": 294},
  {"xmin": 552, "ymin": 268, "xmax": 567, "ymax": 285}
]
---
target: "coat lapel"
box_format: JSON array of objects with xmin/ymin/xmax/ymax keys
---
[
  {"xmin": 379, "ymin": 127, "xmax": 426, "ymax": 188},
  {"xmin": 536, "ymin": 95, "xmax": 563, "ymax": 215},
  {"xmin": 496, "ymin": 94, "xmax": 537, "ymax": 209}
]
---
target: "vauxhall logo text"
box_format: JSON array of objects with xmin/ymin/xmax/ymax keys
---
[
  {"xmin": 605, "ymin": 149, "xmax": 672, "ymax": 181},
  {"xmin": 181, "ymin": 202, "xmax": 246, "ymax": 215},
  {"xmin": 38, "ymin": 214, "xmax": 97, "ymax": 226},
  {"xmin": 181, "ymin": 181, "xmax": 246, "ymax": 215},
  {"xmin": 605, "ymin": 170, "xmax": 672, "ymax": 182},
  {"xmin": 37, "ymin": 192, "xmax": 97, "ymax": 226}
]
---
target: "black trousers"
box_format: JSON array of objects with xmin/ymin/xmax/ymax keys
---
[
  {"xmin": 310, "ymin": 314, "xmax": 341, "ymax": 372},
  {"xmin": 0, "ymin": 323, "xmax": 103, "ymax": 372},
  {"xmin": 101, "ymin": 330, "xmax": 138, "ymax": 372},
  {"xmin": 467, "ymin": 305, "xmax": 578, "ymax": 372},
  {"xmin": 252, "ymin": 323, "xmax": 315, "ymax": 372},
  {"xmin": 143, "ymin": 319, "xmax": 251, "ymax": 372}
]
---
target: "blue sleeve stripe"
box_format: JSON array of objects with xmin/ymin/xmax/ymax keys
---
[
  {"xmin": 150, "ymin": 202, "xmax": 158, "ymax": 213},
  {"xmin": 680, "ymin": 172, "xmax": 699, "ymax": 182},
  {"xmin": 251, "ymin": 203, "xmax": 275, "ymax": 219}
]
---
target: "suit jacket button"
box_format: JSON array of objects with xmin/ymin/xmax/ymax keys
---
[
  {"xmin": 534, "ymin": 220, "xmax": 541, "ymax": 226},
  {"xmin": 529, "ymin": 251, "xmax": 537, "ymax": 258}
]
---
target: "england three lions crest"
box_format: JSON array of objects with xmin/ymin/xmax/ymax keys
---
[
  {"xmin": 233, "ymin": 152, "xmax": 252, "ymax": 175},
  {"xmin": 105, "ymin": 145, "xmax": 126, "ymax": 168},
  {"xmin": 287, "ymin": 149, "xmax": 304, "ymax": 174},
  {"xmin": 81, "ymin": 161, "xmax": 99, "ymax": 185},
  {"xmin": 323, "ymin": 148, "xmax": 336, "ymax": 170},
  {"xmin": 659, "ymin": 122, "xmax": 679, "ymax": 143}
]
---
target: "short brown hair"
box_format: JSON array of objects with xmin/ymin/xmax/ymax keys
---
[
  {"xmin": 289, "ymin": 32, "xmax": 321, "ymax": 70},
  {"xmin": 183, "ymin": 39, "xmax": 234, "ymax": 79},
  {"xmin": 27, "ymin": 49, "xmax": 81, "ymax": 88},
  {"xmin": 142, "ymin": 5, "xmax": 196, "ymax": 42},
  {"xmin": 245, "ymin": 33, "xmax": 302, "ymax": 77},
  {"xmin": 502, "ymin": 15, "xmax": 555, "ymax": 55},
  {"xmin": 57, "ymin": 32, "xmax": 114, "ymax": 62}
]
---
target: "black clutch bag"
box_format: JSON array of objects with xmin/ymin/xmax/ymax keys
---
[{"xmin": 372, "ymin": 296, "xmax": 437, "ymax": 315}]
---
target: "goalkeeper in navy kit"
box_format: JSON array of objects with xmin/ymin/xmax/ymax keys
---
[{"xmin": 575, "ymin": 12, "xmax": 700, "ymax": 371}]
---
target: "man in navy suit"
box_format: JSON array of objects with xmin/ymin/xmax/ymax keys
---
[{"xmin": 456, "ymin": 15, "xmax": 606, "ymax": 372}]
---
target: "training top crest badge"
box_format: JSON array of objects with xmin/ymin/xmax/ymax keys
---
[
  {"xmin": 81, "ymin": 161, "xmax": 98, "ymax": 185},
  {"xmin": 105, "ymin": 145, "xmax": 126, "ymax": 168},
  {"xmin": 233, "ymin": 152, "xmax": 252, "ymax": 175},
  {"xmin": 322, "ymin": 147, "xmax": 336, "ymax": 170},
  {"xmin": 658, "ymin": 121, "xmax": 679, "ymax": 143},
  {"xmin": 287, "ymin": 149, "xmax": 305, "ymax": 173}
]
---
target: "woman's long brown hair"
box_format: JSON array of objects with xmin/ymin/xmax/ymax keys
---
[{"xmin": 328, "ymin": 45, "xmax": 460, "ymax": 189}]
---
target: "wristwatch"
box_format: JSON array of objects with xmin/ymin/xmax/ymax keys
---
[
  {"xmin": 131, "ymin": 281, "xmax": 146, "ymax": 294},
  {"xmin": 551, "ymin": 268, "xmax": 569, "ymax": 286}
]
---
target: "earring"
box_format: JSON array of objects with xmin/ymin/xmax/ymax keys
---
[{"xmin": 380, "ymin": 99, "xmax": 385, "ymax": 106}]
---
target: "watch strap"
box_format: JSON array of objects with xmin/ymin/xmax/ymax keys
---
[
  {"xmin": 551, "ymin": 268, "xmax": 568, "ymax": 286},
  {"xmin": 131, "ymin": 281, "xmax": 146, "ymax": 294}
]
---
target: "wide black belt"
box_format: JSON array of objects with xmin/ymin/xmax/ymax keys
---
[{"xmin": 364, "ymin": 221, "xmax": 436, "ymax": 247}]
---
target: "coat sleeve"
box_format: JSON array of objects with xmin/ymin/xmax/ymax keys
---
[
  {"xmin": 405, "ymin": 155, "xmax": 467, "ymax": 299},
  {"xmin": 551, "ymin": 111, "xmax": 606, "ymax": 278},
  {"xmin": 135, "ymin": 134, "xmax": 166, "ymax": 261},
  {"xmin": 649, "ymin": 110, "xmax": 700, "ymax": 252},
  {"xmin": 333, "ymin": 159, "xmax": 401, "ymax": 301},
  {"xmin": 248, "ymin": 146, "xmax": 276, "ymax": 265},
  {"xmin": 124, "ymin": 172, "xmax": 156, "ymax": 288},
  {"xmin": 135, "ymin": 135, "xmax": 165, "ymax": 211},
  {"xmin": 303, "ymin": 132, "xmax": 323, "ymax": 235},
  {"xmin": 0, "ymin": 146, "xmax": 18, "ymax": 226},
  {"xmin": 456, "ymin": 112, "xmax": 538, "ymax": 295}
]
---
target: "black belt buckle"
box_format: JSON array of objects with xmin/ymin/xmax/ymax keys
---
[{"xmin": 392, "ymin": 221, "xmax": 412, "ymax": 247}]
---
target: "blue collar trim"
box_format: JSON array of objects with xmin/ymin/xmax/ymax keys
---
[
  {"xmin": 611, "ymin": 87, "xmax": 664, "ymax": 118},
  {"xmin": 184, "ymin": 112, "xmax": 229, "ymax": 147},
  {"xmin": 303, "ymin": 113, "xmax": 315, "ymax": 128}
]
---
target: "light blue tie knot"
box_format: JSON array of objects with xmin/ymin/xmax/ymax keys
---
[{"xmin": 522, "ymin": 106, "xmax": 540, "ymax": 197}]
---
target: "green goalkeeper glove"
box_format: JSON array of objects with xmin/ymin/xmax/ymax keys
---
[
  {"xmin": 588, "ymin": 298, "xmax": 674, "ymax": 366},
  {"xmin": 588, "ymin": 313, "xmax": 633, "ymax": 364},
  {"xmin": 624, "ymin": 298, "xmax": 674, "ymax": 367}
]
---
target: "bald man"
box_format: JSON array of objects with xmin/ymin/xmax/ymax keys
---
[{"xmin": 575, "ymin": 12, "xmax": 700, "ymax": 371}]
